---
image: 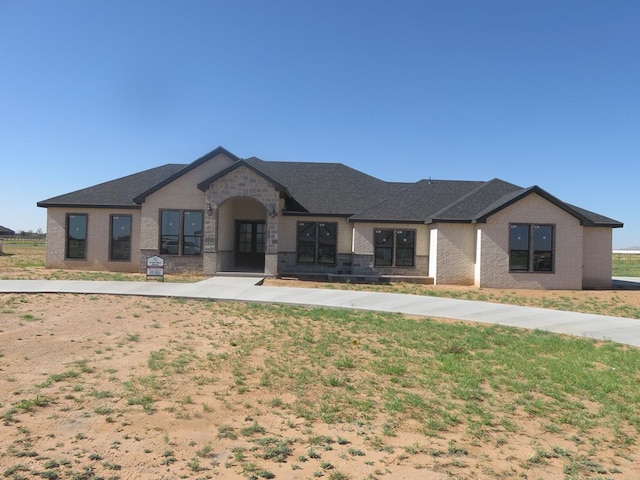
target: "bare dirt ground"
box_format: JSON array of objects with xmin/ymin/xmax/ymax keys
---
[
  {"xmin": 1, "ymin": 244, "xmax": 640, "ymax": 479},
  {"xmin": 1, "ymin": 292, "xmax": 639, "ymax": 480}
]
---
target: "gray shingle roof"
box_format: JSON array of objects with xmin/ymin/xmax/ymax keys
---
[
  {"xmin": 36, "ymin": 147, "xmax": 623, "ymax": 228},
  {"xmin": 37, "ymin": 164, "xmax": 186, "ymax": 208},
  {"xmin": 244, "ymin": 157, "xmax": 410, "ymax": 215}
]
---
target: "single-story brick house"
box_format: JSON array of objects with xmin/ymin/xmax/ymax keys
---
[{"xmin": 37, "ymin": 146, "xmax": 622, "ymax": 289}]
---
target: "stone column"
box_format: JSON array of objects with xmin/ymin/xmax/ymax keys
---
[
  {"xmin": 264, "ymin": 210, "xmax": 279, "ymax": 276},
  {"xmin": 203, "ymin": 196, "xmax": 218, "ymax": 275}
]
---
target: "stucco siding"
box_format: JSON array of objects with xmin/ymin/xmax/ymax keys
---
[
  {"xmin": 430, "ymin": 223, "xmax": 476, "ymax": 285},
  {"xmin": 45, "ymin": 207, "xmax": 140, "ymax": 272},
  {"xmin": 217, "ymin": 197, "xmax": 267, "ymax": 251},
  {"xmin": 479, "ymin": 193, "xmax": 583, "ymax": 289},
  {"xmin": 583, "ymin": 227, "xmax": 613, "ymax": 289}
]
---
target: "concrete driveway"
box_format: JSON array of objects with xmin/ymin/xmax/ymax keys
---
[{"xmin": 0, "ymin": 277, "xmax": 639, "ymax": 347}]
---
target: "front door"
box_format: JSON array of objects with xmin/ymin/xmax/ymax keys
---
[{"xmin": 235, "ymin": 221, "xmax": 266, "ymax": 271}]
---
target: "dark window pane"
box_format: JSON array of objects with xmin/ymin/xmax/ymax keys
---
[
  {"xmin": 255, "ymin": 223, "xmax": 265, "ymax": 254},
  {"xmin": 110, "ymin": 215, "xmax": 131, "ymax": 261},
  {"xmin": 318, "ymin": 223, "xmax": 337, "ymax": 264},
  {"xmin": 533, "ymin": 225, "xmax": 553, "ymax": 271},
  {"xmin": 160, "ymin": 210, "xmax": 180, "ymax": 255},
  {"xmin": 182, "ymin": 211, "xmax": 202, "ymax": 255},
  {"xmin": 374, "ymin": 229, "xmax": 393, "ymax": 266},
  {"xmin": 510, "ymin": 224, "xmax": 529, "ymax": 250},
  {"xmin": 509, "ymin": 224, "xmax": 529, "ymax": 271},
  {"xmin": 238, "ymin": 222, "xmax": 253, "ymax": 253},
  {"xmin": 395, "ymin": 230, "xmax": 415, "ymax": 267},
  {"xmin": 533, "ymin": 225, "xmax": 553, "ymax": 251},
  {"xmin": 297, "ymin": 222, "xmax": 316, "ymax": 263},
  {"xmin": 66, "ymin": 214, "xmax": 87, "ymax": 259},
  {"xmin": 510, "ymin": 251, "xmax": 529, "ymax": 271}
]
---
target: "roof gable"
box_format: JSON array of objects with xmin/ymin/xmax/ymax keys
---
[
  {"xmin": 132, "ymin": 146, "xmax": 240, "ymax": 203},
  {"xmin": 197, "ymin": 159, "xmax": 290, "ymax": 195},
  {"xmin": 474, "ymin": 185, "xmax": 623, "ymax": 227}
]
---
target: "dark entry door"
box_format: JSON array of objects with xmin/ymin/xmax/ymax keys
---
[{"xmin": 235, "ymin": 221, "xmax": 266, "ymax": 271}]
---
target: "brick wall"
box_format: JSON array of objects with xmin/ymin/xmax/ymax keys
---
[
  {"xmin": 45, "ymin": 207, "xmax": 141, "ymax": 272},
  {"xmin": 430, "ymin": 223, "xmax": 476, "ymax": 285},
  {"xmin": 478, "ymin": 193, "xmax": 583, "ymax": 289},
  {"xmin": 583, "ymin": 227, "xmax": 613, "ymax": 288}
]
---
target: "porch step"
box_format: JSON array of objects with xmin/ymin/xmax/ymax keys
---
[
  {"xmin": 279, "ymin": 273, "xmax": 434, "ymax": 285},
  {"xmin": 214, "ymin": 271, "xmax": 267, "ymax": 279}
]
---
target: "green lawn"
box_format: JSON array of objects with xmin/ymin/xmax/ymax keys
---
[{"xmin": 613, "ymin": 253, "xmax": 640, "ymax": 277}]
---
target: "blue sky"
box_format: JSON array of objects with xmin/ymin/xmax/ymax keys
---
[{"xmin": 1, "ymin": 1, "xmax": 638, "ymax": 247}]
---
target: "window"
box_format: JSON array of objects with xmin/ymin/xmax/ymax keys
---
[
  {"xmin": 395, "ymin": 230, "xmax": 415, "ymax": 267},
  {"xmin": 509, "ymin": 224, "xmax": 553, "ymax": 272},
  {"xmin": 182, "ymin": 211, "xmax": 203, "ymax": 255},
  {"xmin": 374, "ymin": 229, "xmax": 416, "ymax": 267},
  {"xmin": 160, "ymin": 210, "xmax": 203, "ymax": 256},
  {"xmin": 110, "ymin": 215, "xmax": 132, "ymax": 261},
  {"xmin": 296, "ymin": 222, "xmax": 337, "ymax": 264},
  {"xmin": 374, "ymin": 229, "xmax": 393, "ymax": 266},
  {"xmin": 66, "ymin": 214, "xmax": 87, "ymax": 259}
]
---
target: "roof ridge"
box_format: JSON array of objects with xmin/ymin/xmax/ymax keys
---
[
  {"xmin": 425, "ymin": 179, "xmax": 496, "ymax": 221},
  {"xmin": 347, "ymin": 182, "xmax": 420, "ymax": 219}
]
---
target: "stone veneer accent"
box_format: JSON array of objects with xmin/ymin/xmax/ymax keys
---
[
  {"xmin": 203, "ymin": 166, "xmax": 280, "ymax": 275},
  {"xmin": 277, "ymin": 252, "xmax": 428, "ymax": 277},
  {"xmin": 139, "ymin": 249, "xmax": 203, "ymax": 274}
]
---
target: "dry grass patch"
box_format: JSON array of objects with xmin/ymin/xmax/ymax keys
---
[{"xmin": 1, "ymin": 294, "xmax": 639, "ymax": 479}]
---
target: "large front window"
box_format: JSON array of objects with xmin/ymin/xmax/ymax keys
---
[
  {"xmin": 509, "ymin": 224, "xmax": 553, "ymax": 272},
  {"xmin": 374, "ymin": 229, "xmax": 415, "ymax": 267},
  {"xmin": 66, "ymin": 214, "xmax": 87, "ymax": 259},
  {"xmin": 110, "ymin": 215, "xmax": 132, "ymax": 261},
  {"xmin": 297, "ymin": 222, "xmax": 337, "ymax": 264},
  {"xmin": 160, "ymin": 210, "xmax": 203, "ymax": 256}
]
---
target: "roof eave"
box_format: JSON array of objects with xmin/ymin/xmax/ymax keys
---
[
  {"xmin": 283, "ymin": 211, "xmax": 351, "ymax": 218},
  {"xmin": 349, "ymin": 218, "xmax": 425, "ymax": 224},
  {"xmin": 37, "ymin": 203, "xmax": 141, "ymax": 210},
  {"xmin": 425, "ymin": 218, "xmax": 474, "ymax": 224}
]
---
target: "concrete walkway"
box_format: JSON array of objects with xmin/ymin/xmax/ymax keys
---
[{"xmin": 1, "ymin": 276, "xmax": 639, "ymax": 347}]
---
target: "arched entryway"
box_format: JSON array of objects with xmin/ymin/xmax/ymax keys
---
[{"xmin": 218, "ymin": 197, "xmax": 267, "ymax": 272}]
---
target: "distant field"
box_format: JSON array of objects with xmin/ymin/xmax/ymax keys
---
[{"xmin": 612, "ymin": 252, "xmax": 640, "ymax": 277}]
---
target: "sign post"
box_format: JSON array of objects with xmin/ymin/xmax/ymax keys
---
[{"xmin": 146, "ymin": 255, "xmax": 165, "ymax": 282}]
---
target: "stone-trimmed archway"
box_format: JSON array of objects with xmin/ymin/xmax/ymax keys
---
[{"xmin": 202, "ymin": 166, "xmax": 280, "ymax": 275}]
